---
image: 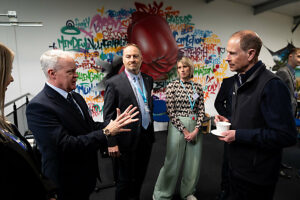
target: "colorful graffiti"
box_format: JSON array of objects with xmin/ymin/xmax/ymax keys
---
[{"xmin": 51, "ymin": 1, "xmax": 229, "ymax": 120}]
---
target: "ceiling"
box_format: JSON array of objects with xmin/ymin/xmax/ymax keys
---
[{"xmin": 206, "ymin": 0, "xmax": 300, "ymax": 30}]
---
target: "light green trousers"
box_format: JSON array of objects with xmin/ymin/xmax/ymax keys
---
[{"xmin": 153, "ymin": 116, "xmax": 203, "ymax": 200}]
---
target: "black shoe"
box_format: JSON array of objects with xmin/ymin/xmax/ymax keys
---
[
  {"xmin": 281, "ymin": 163, "xmax": 292, "ymax": 169},
  {"xmin": 279, "ymin": 170, "xmax": 291, "ymax": 179}
]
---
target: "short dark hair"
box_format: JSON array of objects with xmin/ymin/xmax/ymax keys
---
[
  {"xmin": 231, "ymin": 30, "xmax": 262, "ymax": 58},
  {"xmin": 122, "ymin": 43, "xmax": 142, "ymax": 54},
  {"xmin": 289, "ymin": 48, "xmax": 300, "ymax": 56}
]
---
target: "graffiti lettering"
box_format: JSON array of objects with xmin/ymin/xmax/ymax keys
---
[
  {"xmin": 192, "ymin": 29, "xmax": 212, "ymax": 37},
  {"xmin": 166, "ymin": 14, "xmax": 194, "ymax": 25},
  {"xmin": 74, "ymin": 51, "xmax": 99, "ymax": 59},
  {"xmin": 74, "ymin": 17, "xmax": 90, "ymax": 29},
  {"xmin": 77, "ymin": 70, "xmax": 104, "ymax": 83},
  {"xmin": 174, "ymin": 32, "xmax": 205, "ymax": 47},
  {"xmin": 106, "ymin": 8, "xmax": 136, "ymax": 20}
]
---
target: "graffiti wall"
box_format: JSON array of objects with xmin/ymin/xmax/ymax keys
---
[{"xmin": 52, "ymin": 1, "xmax": 229, "ymax": 121}]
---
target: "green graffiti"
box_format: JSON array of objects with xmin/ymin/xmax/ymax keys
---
[
  {"xmin": 57, "ymin": 35, "xmax": 89, "ymax": 51},
  {"xmin": 166, "ymin": 14, "xmax": 194, "ymax": 25},
  {"xmin": 194, "ymin": 66, "xmax": 213, "ymax": 76},
  {"xmin": 61, "ymin": 26, "xmax": 81, "ymax": 35},
  {"xmin": 93, "ymin": 104, "xmax": 100, "ymax": 112},
  {"xmin": 77, "ymin": 71, "xmax": 104, "ymax": 82}
]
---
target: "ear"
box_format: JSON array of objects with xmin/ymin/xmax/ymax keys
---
[
  {"xmin": 247, "ymin": 49, "xmax": 256, "ymax": 62},
  {"xmin": 48, "ymin": 69, "xmax": 56, "ymax": 79}
]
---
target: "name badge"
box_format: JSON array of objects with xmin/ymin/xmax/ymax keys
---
[{"xmin": 192, "ymin": 93, "xmax": 199, "ymax": 101}]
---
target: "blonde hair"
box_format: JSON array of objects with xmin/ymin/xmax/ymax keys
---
[
  {"xmin": 0, "ymin": 43, "xmax": 14, "ymax": 133},
  {"xmin": 177, "ymin": 57, "xmax": 195, "ymax": 78}
]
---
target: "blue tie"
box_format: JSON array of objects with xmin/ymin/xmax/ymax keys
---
[{"xmin": 133, "ymin": 77, "xmax": 150, "ymax": 129}]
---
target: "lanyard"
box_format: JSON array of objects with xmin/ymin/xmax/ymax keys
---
[
  {"xmin": 125, "ymin": 71, "xmax": 148, "ymax": 104},
  {"xmin": 180, "ymin": 80, "xmax": 196, "ymax": 111},
  {"xmin": 1, "ymin": 129, "xmax": 27, "ymax": 150}
]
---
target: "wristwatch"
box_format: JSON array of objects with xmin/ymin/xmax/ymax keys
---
[{"xmin": 103, "ymin": 128, "xmax": 111, "ymax": 136}]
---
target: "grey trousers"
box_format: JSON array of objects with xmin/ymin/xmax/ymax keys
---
[{"xmin": 153, "ymin": 116, "xmax": 203, "ymax": 200}]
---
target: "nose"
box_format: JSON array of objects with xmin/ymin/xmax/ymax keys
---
[
  {"xmin": 225, "ymin": 53, "xmax": 230, "ymax": 62},
  {"xmin": 11, "ymin": 75, "xmax": 14, "ymax": 83},
  {"xmin": 129, "ymin": 56, "xmax": 136, "ymax": 62}
]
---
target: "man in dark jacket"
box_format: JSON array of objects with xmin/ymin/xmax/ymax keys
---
[
  {"xmin": 103, "ymin": 44, "xmax": 154, "ymax": 200},
  {"xmin": 26, "ymin": 49, "xmax": 139, "ymax": 200},
  {"xmin": 215, "ymin": 30, "xmax": 297, "ymax": 200}
]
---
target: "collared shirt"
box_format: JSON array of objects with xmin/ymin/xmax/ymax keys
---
[
  {"xmin": 46, "ymin": 82, "xmax": 84, "ymax": 116},
  {"xmin": 46, "ymin": 82, "xmax": 69, "ymax": 99},
  {"xmin": 125, "ymin": 69, "xmax": 146, "ymax": 104},
  {"xmin": 237, "ymin": 60, "xmax": 262, "ymax": 86}
]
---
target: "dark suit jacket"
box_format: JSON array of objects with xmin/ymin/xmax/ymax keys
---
[
  {"xmin": 0, "ymin": 125, "xmax": 56, "ymax": 200},
  {"xmin": 26, "ymin": 84, "xmax": 108, "ymax": 196},
  {"xmin": 103, "ymin": 72, "xmax": 154, "ymax": 151},
  {"xmin": 214, "ymin": 76, "xmax": 236, "ymax": 120},
  {"xmin": 276, "ymin": 66, "xmax": 297, "ymax": 116}
]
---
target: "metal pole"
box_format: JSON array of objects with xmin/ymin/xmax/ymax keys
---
[{"xmin": 13, "ymin": 102, "xmax": 18, "ymax": 128}]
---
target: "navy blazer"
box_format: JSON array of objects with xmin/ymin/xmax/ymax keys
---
[
  {"xmin": 103, "ymin": 72, "xmax": 154, "ymax": 151},
  {"xmin": 26, "ymin": 84, "xmax": 108, "ymax": 195}
]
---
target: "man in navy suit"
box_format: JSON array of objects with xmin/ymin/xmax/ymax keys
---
[
  {"xmin": 103, "ymin": 44, "xmax": 154, "ymax": 200},
  {"xmin": 26, "ymin": 49, "xmax": 139, "ymax": 200}
]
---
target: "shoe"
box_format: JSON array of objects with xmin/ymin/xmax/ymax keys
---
[
  {"xmin": 281, "ymin": 163, "xmax": 292, "ymax": 169},
  {"xmin": 279, "ymin": 170, "xmax": 291, "ymax": 179},
  {"xmin": 187, "ymin": 194, "xmax": 197, "ymax": 200}
]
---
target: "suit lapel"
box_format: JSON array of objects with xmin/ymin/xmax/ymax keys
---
[
  {"xmin": 121, "ymin": 72, "xmax": 139, "ymax": 107},
  {"xmin": 286, "ymin": 67, "xmax": 296, "ymax": 90},
  {"xmin": 44, "ymin": 85, "xmax": 90, "ymax": 129},
  {"xmin": 72, "ymin": 94, "xmax": 91, "ymax": 119}
]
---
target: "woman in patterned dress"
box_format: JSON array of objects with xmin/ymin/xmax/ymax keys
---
[{"xmin": 153, "ymin": 57, "xmax": 205, "ymax": 200}]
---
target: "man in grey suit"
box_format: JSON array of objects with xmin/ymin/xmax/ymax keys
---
[
  {"xmin": 276, "ymin": 48, "xmax": 300, "ymax": 116},
  {"xmin": 276, "ymin": 48, "xmax": 300, "ymax": 177}
]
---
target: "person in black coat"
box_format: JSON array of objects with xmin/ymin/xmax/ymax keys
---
[
  {"xmin": 0, "ymin": 43, "xmax": 57, "ymax": 200},
  {"xmin": 215, "ymin": 30, "xmax": 297, "ymax": 200},
  {"xmin": 103, "ymin": 44, "xmax": 154, "ymax": 200}
]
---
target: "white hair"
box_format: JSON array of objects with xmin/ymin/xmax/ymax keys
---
[{"xmin": 40, "ymin": 49, "xmax": 74, "ymax": 78}]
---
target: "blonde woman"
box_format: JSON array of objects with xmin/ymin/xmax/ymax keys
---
[
  {"xmin": 0, "ymin": 43, "xmax": 56, "ymax": 200},
  {"xmin": 153, "ymin": 57, "xmax": 205, "ymax": 200}
]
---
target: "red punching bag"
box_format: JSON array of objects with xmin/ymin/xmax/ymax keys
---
[{"xmin": 125, "ymin": 11, "xmax": 178, "ymax": 80}]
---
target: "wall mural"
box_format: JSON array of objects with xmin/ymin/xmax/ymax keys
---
[
  {"xmin": 51, "ymin": 1, "xmax": 228, "ymax": 121},
  {"xmin": 266, "ymin": 42, "xmax": 295, "ymax": 71}
]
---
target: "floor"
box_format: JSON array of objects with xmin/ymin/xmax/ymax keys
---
[{"xmin": 90, "ymin": 131, "xmax": 300, "ymax": 200}]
